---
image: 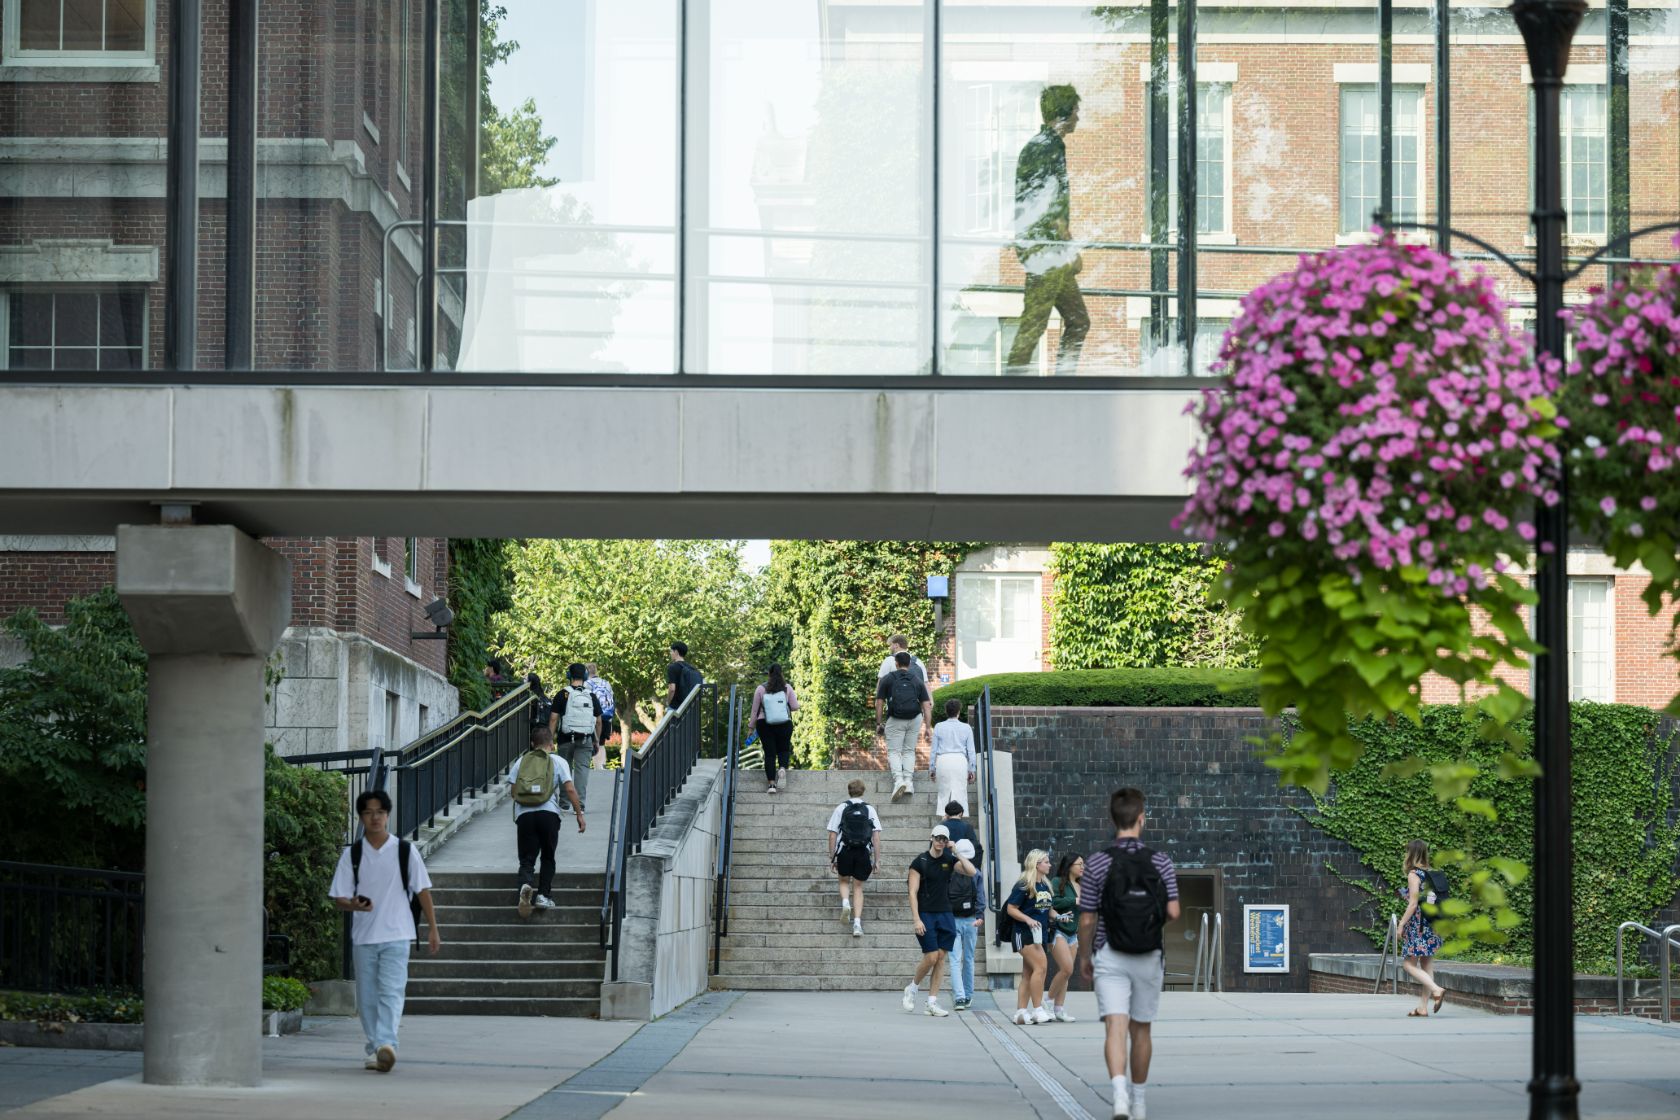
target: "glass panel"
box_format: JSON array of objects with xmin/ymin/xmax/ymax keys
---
[
  {"xmin": 11, "ymin": 294, "xmax": 53, "ymax": 347},
  {"xmin": 98, "ymin": 347, "xmax": 141, "ymax": 371},
  {"xmin": 60, "ymin": 0, "xmax": 104, "ymax": 51},
  {"xmin": 100, "ymin": 291, "xmax": 145, "ymax": 346},
  {"xmin": 106, "ymin": 0, "xmax": 146, "ymax": 51},
  {"xmin": 18, "ymin": 0, "xmax": 62, "ymax": 50},
  {"xmin": 53, "ymin": 293, "xmax": 99, "ymax": 346},
  {"xmin": 53, "ymin": 346, "xmax": 97, "ymax": 369},
  {"xmin": 9, "ymin": 349, "xmax": 53, "ymax": 371},
  {"xmin": 1568, "ymin": 577, "xmax": 1611, "ymax": 702}
]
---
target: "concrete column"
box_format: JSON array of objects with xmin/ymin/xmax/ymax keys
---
[{"xmin": 116, "ymin": 525, "xmax": 291, "ymax": 1087}]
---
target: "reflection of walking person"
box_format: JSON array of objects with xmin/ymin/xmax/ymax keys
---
[
  {"xmin": 1397, "ymin": 839, "xmax": 1448, "ymax": 1017},
  {"xmin": 1006, "ymin": 84, "xmax": 1088, "ymax": 376}
]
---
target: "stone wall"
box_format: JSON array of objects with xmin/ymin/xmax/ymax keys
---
[
  {"xmin": 996, "ymin": 705, "xmax": 1373, "ymax": 992},
  {"xmin": 268, "ymin": 626, "xmax": 457, "ymax": 756}
]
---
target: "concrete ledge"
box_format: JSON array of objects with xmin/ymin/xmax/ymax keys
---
[
  {"xmin": 304, "ymin": 979, "xmax": 356, "ymax": 1016},
  {"xmin": 1310, "ymin": 953, "xmax": 1679, "ymax": 1018},
  {"xmin": 0, "ymin": 1020, "xmax": 143, "ymax": 1050},
  {"xmin": 599, "ymin": 981, "xmax": 652, "ymax": 1021}
]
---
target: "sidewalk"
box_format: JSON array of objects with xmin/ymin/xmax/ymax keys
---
[
  {"xmin": 5, "ymin": 991, "xmax": 1677, "ymax": 1119},
  {"xmin": 428, "ymin": 765, "xmax": 613, "ymax": 874}
]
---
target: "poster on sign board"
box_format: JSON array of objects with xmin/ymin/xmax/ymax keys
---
[{"xmin": 1242, "ymin": 904, "xmax": 1290, "ymax": 973}]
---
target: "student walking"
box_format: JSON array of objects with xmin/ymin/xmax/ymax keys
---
[
  {"xmin": 751, "ymin": 663, "xmax": 799, "ymax": 794},
  {"xmin": 328, "ymin": 790, "xmax": 441, "ymax": 1072},
  {"xmin": 947, "ymin": 838, "xmax": 987, "ymax": 1010},
  {"xmin": 1076, "ymin": 788, "xmax": 1179, "ymax": 1120},
  {"xmin": 549, "ymin": 663, "xmax": 602, "ymax": 809},
  {"xmin": 903, "ymin": 824, "xmax": 977, "ymax": 1017},
  {"xmin": 1397, "ymin": 839, "xmax": 1448, "ymax": 1017},
  {"xmin": 928, "ymin": 699, "xmax": 976, "ymax": 815},
  {"xmin": 666, "ymin": 641, "xmax": 705, "ymax": 706},
  {"xmin": 876, "ymin": 634, "xmax": 927, "ymax": 686},
  {"xmin": 507, "ymin": 726, "xmax": 586, "ymax": 918},
  {"xmin": 584, "ymin": 664, "xmax": 616, "ymax": 743},
  {"xmin": 826, "ymin": 778, "xmax": 882, "ymax": 937},
  {"xmin": 1046, "ymin": 853, "xmax": 1084, "ymax": 1022},
  {"xmin": 526, "ymin": 673, "xmax": 551, "ymax": 731},
  {"xmin": 875, "ymin": 651, "xmax": 932, "ymax": 801},
  {"xmin": 1004, "ymin": 849, "xmax": 1057, "ymax": 1025}
]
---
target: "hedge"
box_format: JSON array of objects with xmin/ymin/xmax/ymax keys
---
[
  {"xmin": 932, "ymin": 667, "xmax": 1260, "ymax": 710},
  {"xmin": 0, "ymin": 989, "xmax": 142, "ymax": 1024}
]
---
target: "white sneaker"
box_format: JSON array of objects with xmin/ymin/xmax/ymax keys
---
[
  {"xmin": 517, "ymin": 884, "xmax": 534, "ymax": 919},
  {"xmin": 841, "ymin": 899, "xmax": 853, "ymax": 919},
  {"xmin": 1013, "ymin": 1008, "xmax": 1031, "ymax": 1026},
  {"xmin": 1111, "ymin": 1089, "xmax": 1131, "ymax": 1120},
  {"xmin": 1054, "ymin": 1007, "xmax": 1076, "ymax": 1023},
  {"xmin": 364, "ymin": 1058, "xmax": 381, "ymax": 1071},
  {"xmin": 1032, "ymin": 1005, "xmax": 1052, "ymax": 1024},
  {"xmin": 374, "ymin": 1045, "xmax": 396, "ymax": 1073},
  {"xmin": 902, "ymin": 983, "xmax": 917, "ymax": 1012},
  {"xmin": 1130, "ymin": 1092, "xmax": 1147, "ymax": 1120},
  {"xmin": 534, "ymin": 895, "xmax": 556, "ymax": 910},
  {"xmin": 852, "ymin": 919, "xmax": 863, "ymax": 938},
  {"xmin": 926, "ymin": 1000, "xmax": 949, "ymax": 1017}
]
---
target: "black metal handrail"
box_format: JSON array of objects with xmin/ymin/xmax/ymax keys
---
[
  {"xmin": 0, "ymin": 861, "xmax": 145, "ymax": 994},
  {"xmin": 282, "ymin": 744, "xmax": 385, "ymax": 845},
  {"xmin": 710, "ymin": 684, "xmax": 743, "ymax": 975},
  {"xmin": 600, "ymin": 682, "xmax": 716, "ymax": 979},
  {"xmin": 978, "ymin": 685, "xmax": 1003, "ymax": 918},
  {"xmin": 392, "ymin": 684, "xmax": 535, "ymax": 842}
]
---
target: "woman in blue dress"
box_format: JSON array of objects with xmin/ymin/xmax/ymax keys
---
[{"xmin": 1396, "ymin": 839, "xmax": 1446, "ymax": 1017}]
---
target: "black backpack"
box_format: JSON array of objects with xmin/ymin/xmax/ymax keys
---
[
  {"xmin": 949, "ymin": 872, "xmax": 978, "ymax": 917},
  {"xmin": 350, "ymin": 837, "xmax": 425, "ymax": 940},
  {"xmin": 529, "ymin": 695, "xmax": 551, "ymax": 729},
  {"xmin": 837, "ymin": 802, "xmax": 874, "ymax": 850},
  {"xmin": 1099, "ymin": 845, "xmax": 1167, "ymax": 954},
  {"xmin": 1421, "ymin": 868, "xmax": 1450, "ymax": 901},
  {"xmin": 886, "ymin": 670, "xmax": 922, "ymax": 719}
]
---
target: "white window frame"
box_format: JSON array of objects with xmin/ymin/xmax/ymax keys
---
[
  {"xmin": 394, "ymin": 0, "xmax": 411, "ymax": 184},
  {"xmin": 403, "ymin": 536, "xmax": 423, "ymax": 597},
  {"xmin": 2, "ymin": 0, "xmax": 155, "ymax": 65},
  {"xmin": 1138, "ymin": 64, "xmax": 1238, "ymax": 245},
  {"xmin": 371, "ymin": 537, "xmax": 393, "ymax": 578},
  {"xmin": 1522, "ymin": 68, "xmax": 1609, "ymax": 247},
  {"xmin": 1335, "ymin": 84, "xmax": 1429, "ymax": 240},
  {"xmin": 954, "ymin": 570, "xmax": 1044, "ymax": 679},
  {"xmin": 0, "ymin": 286, "xmax": 149, "ymax": 371},
  {"xmin": 1567, "ymin": 576, "xmax": 1614, "ymax": 702}
]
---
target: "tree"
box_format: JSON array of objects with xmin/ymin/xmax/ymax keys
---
[
  {"xmin": 495, "ymin": 540, "xmax": 758, "ymax": 739},
  {"xmin": 1049, "ymin": 543, "xmax": 1254, "ymax": 670}
]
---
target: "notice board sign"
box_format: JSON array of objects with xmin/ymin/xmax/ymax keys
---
[{"xmin": 1242, "ymin": 904, "xmax": 1290, "ymax": 973}]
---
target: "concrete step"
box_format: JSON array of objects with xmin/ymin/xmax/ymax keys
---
[
  {"xmin": 431, "ymin": 886, "xmax": 599, "ymax": 907},
  {"xmin": 433, "ymin": 904, "xmax": 598, "ymax": 924},
  {"xmin": 715, "ymin": 916, "xmax": 981, "ymax": 936},
  {"xmin": 430, "ymin": 871, "xmax": 606, "ymax": 891},
  {"xmin": 405, "ymin": 996, "xmax": 597, "ymax": 1017},
  {"xmin": 726, "ymin": 846, "xmax": 962, "ymax": 864},
  {"xmin": 432, "ymin": 940, "xmax": 603, "ymax": 962},
  {"xmin": 406, "ymin": 977, "xmax": 601, "ymax": 999},
  {"xmin": 708, "ymin": 974, "xmax": 986, "ymax": 992},
  {"xmin": 428, "ymin": 921, "xmax": 599, "ymax": 941},
  {"xmin": 409, "ymin": 958, "xmax": 604, "ymax": 980},
  {"xmin": 716, "ymin": 942, "xmax": 984, "ymax": 964}
]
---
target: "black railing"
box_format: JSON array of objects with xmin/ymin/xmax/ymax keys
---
[
  {"xmin": 391, "ymin": 684, "xmax": 534, "ymax": 842},
  {"xmin": 282, "ymin": 745, "xmax": 386, "ymax": 845},
  {"xmin": 0, "ymin": 861, "xmax": 144, "ymax": 994},
  {"xmin": 601, "ymin": 682, "xmax": 716, "ymax": 979},
  {"xmin": 711, "ymin": 684, "xmax": 744, "ymax": 975},
  {"xmin": 977, "ymin": 685, "xmax": 1003, "ymax": 920}
]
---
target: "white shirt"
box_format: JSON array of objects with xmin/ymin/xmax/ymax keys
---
[
  {"xmin": 826, "ymin": 797, "xmax": 883, "ymax": 835},
  {"xmin": 505, "ymin": 751, "xmax": 576, "ymax": 817},
  {"xmin": 328, "ymin": 835, "xmax": 432, "ymax": 946},
  {"xmin": 877, "ymin": 653, "xmax": 927, "ymax": 684},
  {"xmin": 930, "ymin": 718, "xmax": 976, "ymax": 771}
]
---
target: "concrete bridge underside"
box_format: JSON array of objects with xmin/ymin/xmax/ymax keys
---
[{"xmin": 0, "ymin": 385, "xmax": 1198, "ymax": 540}]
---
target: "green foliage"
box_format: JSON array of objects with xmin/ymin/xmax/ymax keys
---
[
  {"xmin": 933, "ymin": 667, "xmax": 1259, "ymax": 710},
  {"xmin": 1049, "ymin": 543, "xmax": 1254, "ymax": 670},
  {"xmin": 263, "ymin": 746, "xmax": 349, "ymax": 982},
  {"xmin": 497, "ymin": 540, "xmax": 758, "ymax": 739},
  {"xmin": 764, "ymin": 542, "xmax": 977, "ymax": 768},
  {"xmin": 261, "ymin": 975, "xmax": 312, "ymax": 1012},
  {"xmin": 447, "ymin": 539, "xmax": 514, "ymax": 712},
  {"xmin": 0, "ymin": 989, "xmax": 142, "ymax": 1024},
  {"xmin": 1307, "ymin": 703, "xmax": 1680, "ymax": 965},
  {"xmin": 0, "ymin": 588, "xmax": 147, "ymax": 869}
]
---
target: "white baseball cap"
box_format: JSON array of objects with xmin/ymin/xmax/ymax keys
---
[
  {"xmin": 930, "ymin": 825, "xmax": 951, "ymax": 840},
  {"xmin": 953, "ymin": 839, "xmax": 975, "ymax": 859}
]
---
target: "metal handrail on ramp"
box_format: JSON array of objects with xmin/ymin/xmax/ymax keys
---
[{"xmin": 1615, "ymin": 920, "xmax": 1680, "ymax": 1022}]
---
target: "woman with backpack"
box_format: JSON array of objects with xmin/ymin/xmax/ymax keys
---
[
  {"xmin": 1004, "ymin": 848, "xmax": 1057, "ymax": 1025},
  {"xmin": 1044, "ymin": 853, "xmax": 1083, "ymax": 1022},
  {"xmin": 1397, "ymin": 839, "xmax": 1448, "ymax": 1017},
  {"xmin": 750, "ymin": 664, "xmax": 799, "ymax": 794},
  {"xmin": 526, "ymin": 673, "xmax": 550, "ymax": 731}
]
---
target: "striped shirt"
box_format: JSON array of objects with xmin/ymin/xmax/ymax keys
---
[{"xmin": 1077, "ymin": 837, "xmax": 1178, "ymax": 954}]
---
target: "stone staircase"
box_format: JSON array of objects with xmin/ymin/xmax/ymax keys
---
[
  {"xmin": 713, "ymin": 769, "xmax": 987, "ymax": 992},
  {"xmin": 406, "ymin": 870, "xmax": 606, "ymax": 1016}
]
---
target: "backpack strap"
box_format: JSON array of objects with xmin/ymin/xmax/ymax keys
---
[
  {"xmin": 398, "ymin": 838, "xmax": 413, "ymax": 899},
  {"xmin": 350, "ymin": 839, "xmax": 363, "ymax": 895}
]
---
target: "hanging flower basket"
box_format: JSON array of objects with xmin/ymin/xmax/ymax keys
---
[
  {"xmin": 1176, "ymin": 237, "xmax": 1562, "ymax": 794},
  {"xmin": 1560, "ymin": 240, "xmax": 1680, "ymax": 707}
]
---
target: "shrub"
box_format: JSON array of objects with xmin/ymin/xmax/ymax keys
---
[
  {"xmin": 263, "ymin": 745, "xmax": 349, "ymax": 982},
  {"xmin": 261, "ymin": 975, "xmax": 311, "ymax": 1012},
  {"xmin": 0, "ymin": 989, "xmax": 143, "ymax": 1024},
  {"xmin": 933, "ymin": 667, "xmax": 1259, "ymax": 710}
]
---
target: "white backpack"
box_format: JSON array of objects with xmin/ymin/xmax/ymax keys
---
[
  {"xmin": 761, "ymin": 687, "xmax": 791, "ymax": 725},
  {"xmin": 559, "ymin": 687, "xmax": 595, "ymax": 735}
]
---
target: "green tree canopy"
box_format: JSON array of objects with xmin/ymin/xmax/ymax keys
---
[
  {"xmin": 1049, "ymin": 542, "xmax": 1253, "ymax": 670},
  {"xmin": 495, "ymin": 540, "xmax": 758, "ymax": 736}
]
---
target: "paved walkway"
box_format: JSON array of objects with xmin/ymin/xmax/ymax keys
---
[
  {"xmin": 429, "ymin": 767, "xmax": 615, "ymax": 874},
  {"xmin": 5, "ymin": 992, "xmax": 1678, "ymax": 1119}
]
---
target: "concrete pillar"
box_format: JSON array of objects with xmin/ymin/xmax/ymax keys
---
[{"xmin": 116, "ymin": 525, "xmax": 290, "ymax": 1087}]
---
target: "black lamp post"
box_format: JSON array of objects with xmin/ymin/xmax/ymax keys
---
[{"xmin": 1510, "ymin": 2, "xmax": 1586, "ymax": 1117}]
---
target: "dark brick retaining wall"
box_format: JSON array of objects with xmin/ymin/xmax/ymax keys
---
[{"xmin": 996, "ymin": 706, "xmax": 1375, "ymax": 992}]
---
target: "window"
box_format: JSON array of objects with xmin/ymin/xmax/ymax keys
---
[
  {"xmin": 4, "ymin": 290, "xmax": 145, "ymax": 370},
  {"xmin": 1568, "ymin": 577, "xmax": 1612, "ymax": 702},
  {"xmin": 403, "ymin": 537, "xmax": 420, "ymax": 583},
  {"xmin": 1150, "ymin": 83, "xmax": 1231, "ymax": 238},
  {"xmin": 383, "ymin": 690, "xmax": 401, "ymax": 751},
  {"xmin": 394, "ymin": 0, "xmax": 410, "ymax": 170},
  {"xmin": 1339, "ymin": 87, "xmax": 1424, "ymax": 234},
  {"xmin": 5, "ymin": 0, "xmax": 149, "ymax": 60},
  {"xmin": 1561, "ymin": 86, "xmax": 1606, "ymax": 239},
  {"xmin": 1141, "ymin": 317, "xmax": 1227, "ymax": 378},
  {"xmin": 955, "ymin": 572, "xmax": 1042, "ymax": 678},
  {"xmin": 958, "ymin": 81, "xmax": 1040, "ymax": 236}
]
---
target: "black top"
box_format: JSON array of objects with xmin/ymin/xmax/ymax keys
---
[
  {"xmin": 910, "ymin": 850, "xmax": 959, "ymax": 914},
  {"xmin": 666, "ymin": 660, "xmax": 703, "ymax": 701},
  {"xmin": 941, "ymin": 817, "xmax": 979, "ymax": 857},
  {"xmin": 874, "ymin": 671, "xmax": 931, "ymax": 703}
]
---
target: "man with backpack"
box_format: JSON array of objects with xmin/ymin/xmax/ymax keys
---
[
  {"xmin": 508, "ymin": 725, "xmax": 586, "ymax": 918},
  {"xmin": 548, "ymin": 663, "xmax": 602, "ymax": 810},
  {"xmin": 328, "ymin": 789, "xmax": 441, "ymax": 1072},
  {"xmin": 903, "ymin": 823, "xmax": 977, "ymax": 1018},
  {"xmin": 666, "ymin": 641, "xmax": 705, "ymax": 707},
  {"xmin": 1076, "ymin": 788, "xmax": 1180, "ymax": 1120},
  {"xmin": 946, "ymin": 837, "xmax": 987, "ymax": 1011},
  {"xmin": 874, "ymin": 651, "xmax": 932, "ymax": 801},
  {"xmin": 826, "ymin": 778, "xmax": 882, "ymax": 937},
  {"xmin": 585, "ymin": 663, "xmax": 616, "ymax": 743}
]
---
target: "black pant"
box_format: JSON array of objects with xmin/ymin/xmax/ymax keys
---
[
  {"xmin": 516, "ymin": 809, "xmax": 560, "ymax": 898},
  {"xmin": 759, "ymin": 720, "xmax": 793, "ymax": 782}
]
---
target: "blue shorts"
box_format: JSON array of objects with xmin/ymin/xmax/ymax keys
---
[{"xmin": 916, "ymin": 910, "xmax": 957, "ymax": 953}]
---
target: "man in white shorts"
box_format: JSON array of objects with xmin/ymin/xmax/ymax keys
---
[{"xmin": 1076, "ymin": 787, "xmax": 1179, "ymax": 1120}]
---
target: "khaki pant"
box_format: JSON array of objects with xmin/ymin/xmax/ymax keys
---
[
  {"xmin": 884, "ymin": 715, "xmax": 921, "ymax": 790},
  {"xmin": 1006, "ymin": 261, "xmax": 1090, "ymax": 375}
]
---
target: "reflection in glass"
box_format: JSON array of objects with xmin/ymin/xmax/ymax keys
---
[{"xmin": 1340, "ymin": 87, "xmax": 1423, "ymax": 234}]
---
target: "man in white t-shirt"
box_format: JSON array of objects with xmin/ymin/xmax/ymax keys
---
[
  {"xmin": 826, "ymin": 779, "xmax": 883, "ymax": 937},
  {"xmin": 876, "ymin": 633, "xmax": 927, "ymax": 687},
  {"xmin": 328, "ymin": 789, "xmax": 441, "ymax": 1073},
  {"xmin": 507, "ymin": 725, "xmax": 585, "ymax": 918}
]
